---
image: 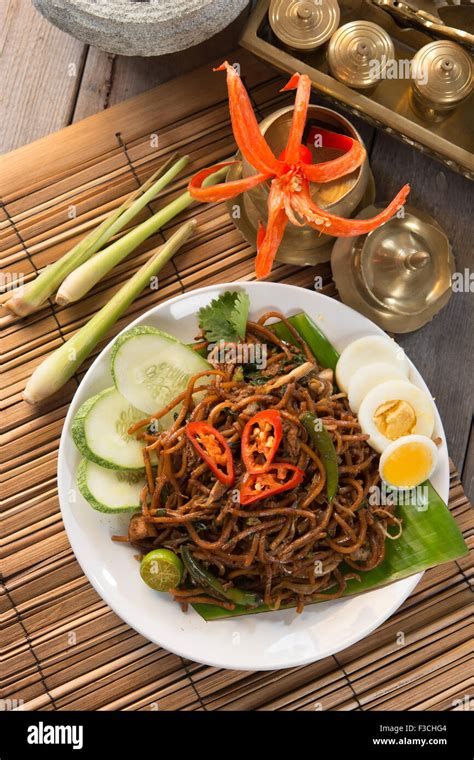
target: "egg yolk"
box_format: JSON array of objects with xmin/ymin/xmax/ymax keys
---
[
  {"xmin": 382, "ymin": 442, "xmax": 433, "ymax": 488},
  {"xmin": 373, "ymin": 399, "xmax": 416, "ymax": 440}
]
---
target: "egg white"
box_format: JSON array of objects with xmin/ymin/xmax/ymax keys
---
[
  {"xmin": 358, "ymin": 379, "xmax": 435, "ymax": 453},
  {"xmin": 336, "ymin": 336, "xmax": 409, "ymax": 393},
  {"xmin": 348, "ymin": 361, "xmax": 408, "ymax": 413}
]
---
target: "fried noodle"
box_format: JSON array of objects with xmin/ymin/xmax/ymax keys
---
[{"xmin": 123, "ymin": 312, "xmax": 401, "ymax": 613}]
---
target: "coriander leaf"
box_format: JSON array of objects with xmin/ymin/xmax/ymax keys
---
[
  {"xmin": 199, "ymin": 307, "xmax": 237, "ymax": 342},
  {"xmin": 208, "ymin": 291, "xmax": 239, "ymax": 322},
  {"xmin": 229, "ymin": 291, "xmax": 250, "ymax": 340},
  {"xmin": 198, "ymin": 291, "xmax": 249, "ymax": 343}
]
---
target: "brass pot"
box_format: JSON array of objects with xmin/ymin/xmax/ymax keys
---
[
  {"xmin": 410, "ymin": 40, "xmax": 473, "ymax": 123},
  {"xmin": 331, "ymin": 205, "xmax": 455, "ymax": 332},
  {"xmin": 239, "ymin": 104, "xmax": 371, "ymax": 265}
]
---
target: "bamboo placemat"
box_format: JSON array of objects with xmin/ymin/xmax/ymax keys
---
[{"xmin": 1, "ymin": 50, "xmax": 473, "ymax": 712}]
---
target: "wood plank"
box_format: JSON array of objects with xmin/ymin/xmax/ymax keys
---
[
  {"xmin": 461, "ymin": 422, "xmax": 474, "ymax": 503},
  {"xmin": 0, "ymin": 49, "xmax": 276, "ymax": 199},
  {"xmin": 70, "ymin": 48, "xmax": 116, "ymax": 125},
  {"xmin": 368, "ymin": 130, "xmax": 474, "ymax": 473},
  {"xmin": 0, "ymin": 0, "xmax": 86, "ymax": 154}
]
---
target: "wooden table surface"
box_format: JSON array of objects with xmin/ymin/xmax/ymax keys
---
[{"xmin": 1, "ymin": 0, "xmax": 473, "ymax": 499}]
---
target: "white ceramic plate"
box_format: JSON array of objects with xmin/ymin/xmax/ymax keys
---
[{"xmin": 58, "ymin": 282, "xmax": 449, "ymax": 671}]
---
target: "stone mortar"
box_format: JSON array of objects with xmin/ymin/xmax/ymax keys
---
[{"xmin": 32, "ymin": 0, "xmax": 249, "ymax": 56}]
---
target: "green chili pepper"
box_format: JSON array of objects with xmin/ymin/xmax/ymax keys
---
[
  {"xmin": 181, "ymin": 547, "xmax": 262, "ymax": 608},
  {"xmin": 301, "ymin": 412, "xmax": 339, "ymax": 502}
]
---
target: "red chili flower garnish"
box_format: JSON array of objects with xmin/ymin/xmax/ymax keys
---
[
  {"xmin": 242, "ymin": 409, "xmax": 283, "ymax": 474},
  {"xmin": 188, "ymin": 62, "xmax": 410, "ymax": 279},
  {"xmin": 239, "ymin": 463, "xmax": 304, "ymax": 505},
  {"xmin": 186, "ymin": 421, "xmax": 235, "ymax": 486},
  {"xmin": 278, "ymin": 144, "xmax": 312, "ymax": 164}
]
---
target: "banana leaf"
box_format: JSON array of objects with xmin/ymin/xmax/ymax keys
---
[{"xmin": 193, "ymin": 313, "xmax": 467, "ymax": 621}]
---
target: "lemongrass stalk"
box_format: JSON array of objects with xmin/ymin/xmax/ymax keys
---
[
  {"xmin": 5, "ymin": 152, "xmax": 187, "ymax": 317},
  {"xmin": 88, "ymin": 153, "xmax": 190, "ymax": 251},
  {"xmin": 56, "ymin": 165, "xmax": 228, "ymax": 306},
  {"xmin": 23, "ymin": 220, "xmax": 197, "ymax": 404}
]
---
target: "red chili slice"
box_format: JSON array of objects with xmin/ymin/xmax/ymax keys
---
[
  {"xmin": 186, "ymin": 422, "xmax": 235, "ymax": 486},
  {"xmin": 241, "ymin": 410, "xmax": 283, "ymax": 474},
  {"xmin": 239, "ymin": 463, "xmax": 304, "ymax": 506}
]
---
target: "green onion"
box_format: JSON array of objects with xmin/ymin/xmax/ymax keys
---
[
  {"xmin": 23, "ymin": 220, "xmax": 197, "ymax": 404},
  {"xmin": 55, "ymin": 165, "xmax": 228, "ymax": 305},
  {"xmin": 271, "ymin": 312, "xmax": 340, "ymax": 371},
  {"xmin": 4, "ymin": 153, "xmax": 187, "ymax": 316}
]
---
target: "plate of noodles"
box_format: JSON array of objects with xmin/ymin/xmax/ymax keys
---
[{"xmin": 58, "ymin": 281, "xmax": 458, "ymax": 670}]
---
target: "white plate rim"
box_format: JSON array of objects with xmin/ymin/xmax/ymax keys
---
[{"xmin": 57, "ymin": 281, "xmax": 449, "ymax": 670}]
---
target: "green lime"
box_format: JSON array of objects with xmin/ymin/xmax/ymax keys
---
[{"xmin": 140, "ymin": 549, "xmax": 184, "ymax": 592}]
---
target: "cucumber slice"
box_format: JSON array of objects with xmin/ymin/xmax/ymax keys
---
[
  {"xmin": 110, "ymin": 326, "xmax": 211, "ymax": 423},
  {"xmin": 77, "ymin": 459, "xmax": 144, "ymax": 513},
  {"xmin": 72, "ymin": 387, "xmax": 146, "ymax": 470}
]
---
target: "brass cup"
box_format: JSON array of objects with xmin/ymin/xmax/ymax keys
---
[{"xmin": 240, "ymin": 104, "xmax": 370, "ymax": 265}]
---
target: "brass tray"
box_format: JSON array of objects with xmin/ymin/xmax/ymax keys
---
[{"xmin": 240, "ymin": 0, "xmax": 474, "ymax": 178}]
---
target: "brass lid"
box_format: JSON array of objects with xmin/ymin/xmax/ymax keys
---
[
  {"xmin": 269, "ymin": 0, "xmax": 340, "ymax": 51},
  {"xmin": 411, "ymin": 41, "xmax": 473, "ymax": 107},
  {"xmin": 331, "ymin": 205, "xmax": 454, "ymax": 333},
  {"xmin": 327, "ymin": 21, "xmax": 395, "ymax": 89}
]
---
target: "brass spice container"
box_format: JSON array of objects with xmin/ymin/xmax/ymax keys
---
[
  {"xmin": 410, "ymin": 40, "xmax": 473, "ymax": 121},
  {"xmin": 226, "ymin": 104, "xmax": 374, "ymax": 266},
  {"xmin": 268, "ymin": 0, "xmax": 340, "ymax": 51},
  {"xmin": 327, "ymin": 21, "xmax": 395, "ymax": 90},
  {"xmin": 239, "ymin": 0, "xmax": 474, "ymax": 178}
]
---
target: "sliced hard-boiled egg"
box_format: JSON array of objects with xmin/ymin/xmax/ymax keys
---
[
  {"xmin": 348, "ymin": 362, "xmax": 408, "ymax": 413},
  {"xmin": 379, "ymin": 435, "xmax": 438, "ymax": 489},
  {"xmin": 358, "ymin": 379, "xmax": 435, "ymax": 453},
  {"xmin": 336, "ymin": 336, "xmax": 409, "ymax": 393}
]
